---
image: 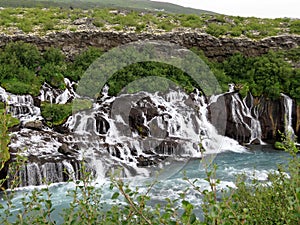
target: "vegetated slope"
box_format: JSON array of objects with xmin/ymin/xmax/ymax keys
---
[
  {"xmin": 0, "ymin": 6, "xmax": 299, "ymax": 39},
  {"xmin": 0, "ymin": 0, "xmax": 215, "ymax": 15}
]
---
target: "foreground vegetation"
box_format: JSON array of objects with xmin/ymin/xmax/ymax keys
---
[{"xmin": 0, "ymin": 6, "xmax": 299, "ymax": 38}]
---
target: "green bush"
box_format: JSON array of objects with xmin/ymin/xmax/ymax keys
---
[
  {"xmin": 39, "ymin": 63, "xmax": 66, "ymax": 89},
  {"xmin": 206, "ymin": 23, "xmax": 230, "ymax": 37},
  {"xmin": 107, "ymin": 61, "xmax": 200, "ymax": 96},
  {"xmin": 41, "ymin": 102, "xmax": 72, "ymax": 126},
  {"xmin": 0, "ymin": 41, "xmax": 42, "ymax": 70},
  {"xmin": 212, "ymin": 50, "xmax": 297, "ymax": 100},
  {"xmin": 66, "ymin": 47, "xmax": 104, "ymax": 82},
  {"xmin": 290, "ymin": 20, "xmax": 300, "ymax": 34},
  {"xmin": 42, "ymin": 47, "xmax": 65, "ymax": 65},
  {"xmin": 1, "ymin": 78, "xmax": 41, "ymax": 96}
]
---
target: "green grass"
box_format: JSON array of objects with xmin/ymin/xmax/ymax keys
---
[{"xmin": 0, "ymin": 6, "xmax": 298, "ymax": 38}]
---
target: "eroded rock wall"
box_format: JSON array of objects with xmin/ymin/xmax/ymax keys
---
[{"xmin": 0, "ymin": 31, "xmax": 299, "ymax": 60}]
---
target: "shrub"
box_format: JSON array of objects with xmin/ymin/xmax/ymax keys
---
[
  {"xmin": 290, "ymin": 20, "xmax": 300, "ymax": 34},
  {"xmin": 42, "ymin": 47, "xmax": 65, "ymax": 65},
  {"xmin": 39, "ymin": 63, "xmax": 66, "ymax": 89},
  {"xmin": 1, "ymin": 78, "xmax": 41, "ymax": 96},
  {"xmin": 0, "ymin": 41, "xmax": 42, "ymax": 70},
  {"xmin": 41, "ymin": 102, "xmax": 72, "ymax": 126},
  {"xmin": 0, "ymin": 110, "xmax": 10, "ymax": 170},
  {"xmin": 66, "ymin": 47, "xmax": 104, "ymax": 81},
  {"xmin": 206, "ymin": 23, "xmax": 229, "ymax": 37}
]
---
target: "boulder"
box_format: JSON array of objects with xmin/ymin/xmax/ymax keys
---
[
  {"xmin": 58, "ymin": 143, "xmax": 78, "ymax": 156},
  {"xmin": 23, "ymin": 120, "xmax": 43, "ymax": 130}
]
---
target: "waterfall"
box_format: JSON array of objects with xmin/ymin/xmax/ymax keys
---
[
  {"xmin": 229, "ymin": 92, "xmax": 264, "ymax": 144},
  {"xmin": 7, "ymin": 161, "xmax": 81, "ymax": 188},
  {"xmin": 5, "ymin": 82, "xmax": 251, "ymax": 187},
  {"xmin": 0, "ymin": 87, "xmax": 42, "ymax": 123},
  {"xmin": 197, "ymin": 94, "xmax": 246, "ymax": 154},
  {"xmin": 39, "ymin": 78, "xmax": 78, "ymax": 105},
  {"xmin": 281, "ymin": 93, "xmax": 295, "ymax": 138},
  {"xmin": 243, "ymin": 93, "xmax": 264, "ymax": 144}
]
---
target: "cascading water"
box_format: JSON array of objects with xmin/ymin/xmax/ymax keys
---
[
  {"xmin": 63, "ymin": 88, "xmax": 248, "ymax": 182},
  {"xmin": 281, "ymin": 93, "xmax": 295, "ymax": 138},
  {"xmin": 8, "ymin": 161, "xmax": 80, "ymax": 188},
  {"xmin": 0, "ymin": 87, "xmax": 42, "ymax": 123},
  {"xmin": 0, "ymin": 79, "xmax": 82, "ymax": 188},
  {"xmin": 39, "ymin": 78, "xmax": 78, "ymax": 105},
  {"xmin": 197, "ymin": 92, "xmax": 246, "ymax": 154},
  {"xmin": 224, "ymin": 85, "xmax": 264, "ymax": 144},
  {"xmin": 2, "ymin": 79, "xmax": 250, "ymax": 187},
  {"xmin": 246, "ymin": 93, "xmax": 265, "ymax": 144}
]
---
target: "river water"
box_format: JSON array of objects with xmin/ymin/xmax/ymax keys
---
[{"xmin": 0, "ymin": 145, "xmax": 291, "ymax": 223}]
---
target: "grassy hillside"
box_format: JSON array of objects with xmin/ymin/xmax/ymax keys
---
[
  {"xmin": 0, "ymin": 0, "xmax": 215, "ymax": 15},
  {"xmin": 0, "ymin": 6, "xmax": 299, "ymax": 38}
]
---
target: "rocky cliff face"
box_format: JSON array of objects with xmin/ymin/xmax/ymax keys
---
[
  {"xmin": 0, "ymin": 31, "xmax": 299, "ymax": 61},
  {"xmin": 209, "ymin": 91, "xmax": 298, "ymax": 144}
]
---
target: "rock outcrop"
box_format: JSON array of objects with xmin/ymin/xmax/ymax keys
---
[
  {"xmin": 0, "ymin": 31, "xmax": 299, "ymax": 61},
  {"xmin": 209, "ymin": 92, "xmax": 298, "ymax": 144}
]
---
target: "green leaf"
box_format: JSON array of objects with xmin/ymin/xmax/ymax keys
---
[{"xmin": 111, "ymin": 192, "xmax": 119, "ymax": 200}]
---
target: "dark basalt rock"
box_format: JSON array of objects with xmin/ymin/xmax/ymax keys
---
[
  {"xmin": 209, "ymin": 93, "xmax": 252, "ymax": 144},
  {"xmin": 58, "ymin": 143, "xmax": 78, "ymax": 156},
  {"xmin": 250, "ymin": 138, "xmax": 261, "ymax": 145},
  {"xmin": 0, "ymin": 31, "xmax": 299, "ymax": 62},
  {"xmin": 23, "ymin": 120, "xmax": 43, "ymax": 130},
  {"xmin": 95, "ymin": 114, "xmax": 110, "ymax": 134},
  {"xmin": 209, "ymin": 92, "xmax": 299, "ymax": 144},
  {"xmin": 136, "ymin": 154, "xmax": 168, "ymax": 167},
  {"xmin": 129, "ymin": 96, "xmax": 162, "ymax": 137},
  {"xmin": 53, "ymin": 125, "xmax": 70, "ymax": 134}
]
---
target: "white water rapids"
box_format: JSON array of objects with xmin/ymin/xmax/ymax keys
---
[{"xmin": 0, "ymin": 81, "xmax": 295, "ymax": 187}]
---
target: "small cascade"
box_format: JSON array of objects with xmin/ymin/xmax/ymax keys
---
[
  {"xmin": 228, "ymin": 83, "xmax": 235, "ymax": 93},
  {"xmin": 244, "ymin": 93, "xmax": 265, "ymax": 144},
  {"xmin": 40, "ymin": 83, "xmax": 59, "ymax": 104},
  {"xmin": 7, "ymin": 160, "xmax": 81, "ymax": 188},
  {"xmin": 0, "ymin": 87, "xmax": 42, "ymax": 123},
  {"xmin": 281, "ymin": 93, "xmax": 295, "ymax": 138},
  {"xmin": 39, "ymin": 78, "xmax": 78, "ymax": 105},
  {"xmin": 197, "ymin": 93, "xmax": 246, "ymax": 154},
  {"xmin": 230, "ymin": 92, "xmax": 264, "ymax": 144},
  {"xmin": 65, "ymin": 106, "xmax": 110, "ymax": 135}
]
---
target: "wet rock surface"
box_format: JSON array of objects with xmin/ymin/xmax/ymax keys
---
[{"xmin": 1, "ymin": 80, "xmax": 298, "ymax": 188}]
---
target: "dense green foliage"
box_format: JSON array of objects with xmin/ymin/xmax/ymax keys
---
[
  {"xmin": 41, "ymin": 102, "xmax": 73, "ymax": 126},
  {"xmin": 0, "ymin": 42, "xmax": 65, "ymax": 95},
  {"xmin": 0, "ymin": 42, "xmax": 103, "ymax": 96},
  {"xmin": 0, "ymin": 111, "xmax": 10, "ymax": 170},
  {"xmin": 0, "ymin": 107, "xmax": 19, "ymax": 170},
  {"xmin": 192, "ymin": 48, "xmax": 300, "ymax": 101},
  {"xmin": 107, "ymin": 62, "xmax": 200, "ymax": 95},
  {"xmin": 0, "ymin": 6, "xmax": 298, "ymax": 38}
]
